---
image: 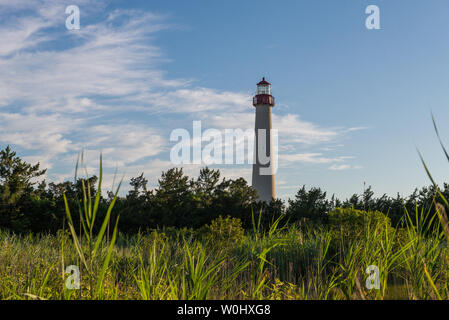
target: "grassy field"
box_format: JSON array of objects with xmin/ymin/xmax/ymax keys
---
[
  {"xmin": 0, "ymin": 205, "xmax": 448, "ymax": 300},
  {"xmin": 1, "ymin": 119, "xmax": 448, "ymax": 301}
]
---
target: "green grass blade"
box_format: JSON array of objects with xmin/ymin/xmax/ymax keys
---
[
  {"xmin": 91, "ymin": 153, "xmax": 103, "ymax": 230},
  {"xmin": 96, "ymin": 214, "xmax": 120, "ymax": 299},
  {"xmin": 432, "ymin": 113, "xmax": 449, "ymax": 163},
  {"xmin": 93, "ymin": 179, "xmax": 122, "ymax": 258},
  {"xmin": 63, "ymin": 194, "xmax": 88, "ymax": 270}
]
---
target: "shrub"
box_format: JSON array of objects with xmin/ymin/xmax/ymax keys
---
[
  {"xmin": 197, "ymin": 216, "xmax": 245, "ymax": 250},
  {"xmin": 328, "ymin": 207, "xmax": 391, "ymax": 241}
]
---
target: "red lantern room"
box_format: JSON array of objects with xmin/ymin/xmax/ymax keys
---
[{"xmin": 253, "ymin": 77, "xmax": 275, "ymax": 107}]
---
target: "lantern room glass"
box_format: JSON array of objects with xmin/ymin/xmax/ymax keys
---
[{"xmin": 257, "ymin": 84, "xmax": 271, "ymax": 95}]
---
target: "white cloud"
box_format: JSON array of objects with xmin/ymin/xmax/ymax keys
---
[
  {"xmin": 0, "ymin": 112, "xmax": 79, "ymax": 157},
  {"xmin": 0, "ymin": 0, "xmax": 364, "ymax": 197},
  {"xmin": 329, "ymin": 164, "xmax": 351, "ymax": 171},
  {"xmin": 149, "ymin": 89, "xmax": 251, "ymax": 114},
  {"xmin": 274, "ymin": 114, "xmax": 340, "ymax": 144},
  {"xmin": 280, "ymin": 153, "xmax": 361, "ymax": 171},
  {"xmin": 0, "ymin": 3, "xmax": 174, "ymax": 173},
  {"xmin": 280, "ymin": 153, "xmax": 351, "ymax": 164},
  {"xmin": 84, "ymin": 124, "xmax": 166, "ymax": 167},
  {"xmin": 207, "ymin": 112, "xmax": 346, "ymax": 145},
  {"xmin": 329, "ymin": 164, "xmax": 362, "ymax": 171}
]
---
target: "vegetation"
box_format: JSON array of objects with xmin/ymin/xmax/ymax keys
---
[
  {"xmin": 0, "ymin": 203, "xmax": 448, "ymax": 300},
  {"xmin": 1, "ymin": 117, "xmax": 449, "ymax": 300},
  {"xmin": 0, "ymin": 144, "xmax": 446, "ymax": 235}
]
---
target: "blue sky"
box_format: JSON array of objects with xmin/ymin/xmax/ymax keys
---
[{"xmin": 1, "ymin": 0, "xmax": 449, "ymax": 201}]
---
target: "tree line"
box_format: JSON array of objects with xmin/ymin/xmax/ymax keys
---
[{"xmin": 0, "ymin": 145, "xmax": 444, "ymax": 234}]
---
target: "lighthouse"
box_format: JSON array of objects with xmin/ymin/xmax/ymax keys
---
[{"xmin": 252, "ymin": 77, "xmax": 276, "ymax": 202}]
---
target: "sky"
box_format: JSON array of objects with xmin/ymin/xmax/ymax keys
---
[{"xmin": 1, "ymin": 0, "xmax": 449, "ymax": 201}]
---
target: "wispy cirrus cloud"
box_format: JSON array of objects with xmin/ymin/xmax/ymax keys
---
[
  {"xmin": 148, "ymin": 88, "xmax": 251, "ymax": 114},
  {"xmin": 329, "ymin": 164, "xmax": 362, "ymax": 171},
  {"xmin": 205, "ymin": 112, "xmax": 362, "ymax": 170},
  {"xmin": 0, "ymin": 0, "xmax": 364, "ymax": 196},
  {"xmin": 280, "ymin": 153, "xmax": 353, "ymax": 164},
  {"xmin": 0, "ymin": 1, "xmax": 256, "ymax": 186},
  {"xmin": 0, "ymin": 112, "xmax": 79, "ymax": 157},
  {"xmin": 0, "ymin": 2, "xmax": 174, "ymax": 184}
]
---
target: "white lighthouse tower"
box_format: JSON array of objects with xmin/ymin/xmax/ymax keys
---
[{"xmin": 252, "ymin": 77, "xmax": 276, "ymax": 202}]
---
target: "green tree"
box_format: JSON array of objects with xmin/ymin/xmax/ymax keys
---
[
  {"xmin": 193, "ymin": 167, "xmax": 221, "ymax": 208},
  {"xmin": 286, "ymin": 186, "xmax": 332, "ymax": 224},
  {"xmin": 154, "ymin": 168, "xmax": 195, "ymax": 227},
  {"xmin": 116, "ymin": 173, "xmax": 155, "ymax": 233},
  {"xmin": 214, "ymin": 177, "xmax": 258, "ymax": 228},
  {"xmin": 0, "ymin": 145, "xmax": 46, "ymax": 230}
]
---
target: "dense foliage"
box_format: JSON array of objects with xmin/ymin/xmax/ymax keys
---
[
  {"xmin": 0, "ymin": 145, "xmax": 447, "ymax": 234},
  {"xmin": 1, "ymin": 205, "xmax": 448, "ymax": 300},
  {"xmin": 1, "ymin": 143, "xmax": 449, "ymax": 300},
  {"xmin": 2, "ymin": 116, "xmax": 449, "ymax": 300}
]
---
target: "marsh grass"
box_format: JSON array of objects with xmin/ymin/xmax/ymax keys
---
[
  {"xmin": 0, "ymin": 212, "xmax": 448, "ymax": 300},
  {"xmin": 63, "ymin": 153, "xmax": 123, "ymax": 299},
  {"xmin": 2, "ymin": 119, "xmax": 449, "ymax": 300}
]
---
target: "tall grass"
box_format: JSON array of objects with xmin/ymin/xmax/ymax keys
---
[
  {"xmin": 63, "ymin": 153, "xmax": 122, "ymax": 299},
  {"xmin": 416, "ymin": 114, "xmax": 449, "ymax": 299},
  {"xmin": 0, "ymin": 215, "xmax": 448, "ymax": 300},
  {"xmin": 1, "ymin": 121, "xmax": 449, "ymax": 300}
]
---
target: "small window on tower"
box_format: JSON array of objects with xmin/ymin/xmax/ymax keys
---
[{"xmin": 257, "ymin": 84, "xmax": 270, "ymax": 95}]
